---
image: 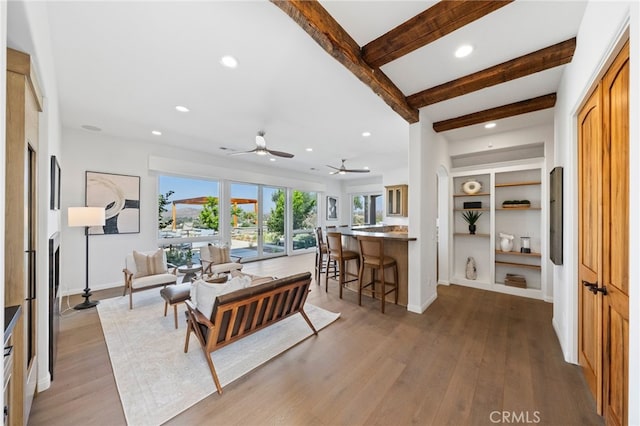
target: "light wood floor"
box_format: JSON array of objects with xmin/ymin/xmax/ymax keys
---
[{"xmin": 28, "ymin": 253, "xmax": 602, "ymax": 426}]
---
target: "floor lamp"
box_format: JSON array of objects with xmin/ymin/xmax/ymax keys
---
[{"xmin": 68, "ymin": 206, "xmax": 106, "ymax": 310}]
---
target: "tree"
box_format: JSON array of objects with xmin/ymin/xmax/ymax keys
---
[
  {"xmin": 158, "ymin": 190, "xmax": 174, "ymax": 229},
  {"xmin": 266, "ymin": 190, "xmax": 317, "ymax": 233},
  {"xmin": 199, "ymin": 196, "xmax": 219, "ymax": 230}
]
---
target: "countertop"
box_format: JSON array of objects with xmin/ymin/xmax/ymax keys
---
[{"xmin": 329, "ymin": 226, "xmax": 417, "ymax": 241}]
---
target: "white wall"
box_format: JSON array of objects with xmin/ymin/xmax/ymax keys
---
[
  {"xmin": 407, "ymin": 112, "xmax": 449, "ymax": 313},
  {"xmin": 61, "ymin": 128, "xmax": 338, "ymax": 295},
  {"xmin": 554, "ymin": 2, "xmax": 638, "ymax": 423}
]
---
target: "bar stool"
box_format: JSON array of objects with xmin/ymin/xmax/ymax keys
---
[
  {"xmin": 325, "ymin": 232, "xmax": 360, "ymax": 298},
  {"xmin": 314, "ymin": 227, "xmax": 334, "ymax": 283},
  {"xmin": 357, "ymin": 236, "xmax": 398, "ymax": 313}
]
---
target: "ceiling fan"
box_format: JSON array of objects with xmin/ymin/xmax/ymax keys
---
[
  {"xmin": 327, "ymin": 159, "xmax": 370, "ymax": 175},
  {"xmin": 230, "ymin": 131, "xmax": 294, "ymax": 158}
]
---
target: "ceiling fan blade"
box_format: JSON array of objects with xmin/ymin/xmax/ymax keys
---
[
  {"xmin": 326, "ymin": 165, "xmax": 341, "ymax": 171},
  {"xmin": 229, "ymin": 149, "xmax": 256, "ymax": 156},
  {"xmin": 267, "ymin": 149, "xmax": 294, "ymax": 158},
  {"xmin": 343, "ymin": 169, "xmax": 370, "ymax": 173}
]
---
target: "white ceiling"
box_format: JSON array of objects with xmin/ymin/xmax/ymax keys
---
[{"xmin": 13, "ymin": 1, "xmax": 587, "ymax": 178}]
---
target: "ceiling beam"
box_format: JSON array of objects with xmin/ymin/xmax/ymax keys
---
[
  {"xmin": 432, "ymin": 93, "xmax": 557, "ymax": 132},
  {"xmin": 271, "ymin": 0, "xmax": 419, "ymax": 123},
  {"xmin": 362, "ymin": 1, "xmax": 514, "ymax": 68},
  {"xmin": 408, "ymin": 38, "xmax": 576, "ymax": 109}
]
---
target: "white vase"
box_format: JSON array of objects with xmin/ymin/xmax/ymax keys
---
[{"xmin": 500, "ymin": 237, "xmax": 514, "ymax": 252}]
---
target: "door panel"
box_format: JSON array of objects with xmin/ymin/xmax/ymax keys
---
[
  {"xmin": 602, "ymin": 42, "xmax": 629, "ymax": 426},
  {"xmin": 578, "ymin": 87, "xmax": 602, "ymax": 409}
]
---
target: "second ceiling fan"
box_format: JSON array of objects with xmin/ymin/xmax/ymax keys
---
[{"xmin": 327, "ymin": 159, "xmax": 370, "ymax": 175}]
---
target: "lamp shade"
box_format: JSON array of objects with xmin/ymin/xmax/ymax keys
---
[{"xmin": 68, "ymin": 207, "xmax": 106, "ymax": 227}]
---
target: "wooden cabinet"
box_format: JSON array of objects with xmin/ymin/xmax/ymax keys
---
[
  {"xmin": 5, "ymin": 48, "xmax": 42, "ymax": 425},
  {"xmin": 385, "ymin": 185, "xmax": 407, "ymax": 217}
]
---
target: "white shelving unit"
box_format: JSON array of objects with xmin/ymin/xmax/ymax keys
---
[{"xmin": 450, "ymin": 161, "xmax": 548, "ymax": 300}]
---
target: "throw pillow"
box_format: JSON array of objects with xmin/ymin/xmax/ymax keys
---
[
  {"xmin": 191, "ymin": 274, "xmax": 252, "ymax": 318},
  {"xmin": 206, "ymin": 244, "xmax": 232, "ymax": 264},
  {"xmin": 133, "ymin": 249, "xmax": 166, "ymax": 278}
]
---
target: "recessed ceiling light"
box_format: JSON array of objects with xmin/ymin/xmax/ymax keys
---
[
  {"xmin": 269, "ymin": 158, "xmax": 276, "ymax": 162},
  {"xmin": 484, "ymin": 122, "xmax": 497, "ymax": 129},
  {"xmin": 455, "ymin": 44, "xmax": 473, "ymax": 58},
  {"xmin": 305, "ymin": 148, "xmax": 313, "ymax": 152},
  {"xmin": 151, "ymin": 130, "xmax": 162, "ymax": 136},
  {"xmin": 175, "ymin": 105, "xmax": 190, "ymax": 112},
  {"xmin": 81, "ymin": 124, "xmax": 102, "ymax": 132},
  {"xmin": 220, "ymin": 55, "xmax": 238, "ymax": 69},
  {"xmin": 362, "ymin": 131, "xmax": 371, "ymax": 137}
]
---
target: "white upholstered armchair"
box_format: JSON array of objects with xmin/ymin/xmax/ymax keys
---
[
  {"xmin": 199, "ymin": 244, "xmax": 243, "ymax": 275},
  {"xmin": 123, "ymin": 249, "xmax": 177, "ymax": 309}
]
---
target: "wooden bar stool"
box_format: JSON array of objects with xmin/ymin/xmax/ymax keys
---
[
  {"xmin": 357, "ymin": 236, "xmax": 398, "ymax": 313},
  {"xmin": 325, "ymin": 232, "xmax": 360, "ymax": 298},
  {"xmin": 314, "ymin": 227, "xmax": 334, "ymax": 283}
]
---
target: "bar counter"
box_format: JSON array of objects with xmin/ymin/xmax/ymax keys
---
[{"xmin": 328, "ymin": 226, "xmax": 416, "ymax": 306}]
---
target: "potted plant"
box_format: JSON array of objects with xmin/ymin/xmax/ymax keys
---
[
  {"xmin": 185, "ymin": 248, "xmax": 193, "ymax": 267},
  {"xmin": 461, "ymin": 210, "xmax": 483, "ymax": 234}
]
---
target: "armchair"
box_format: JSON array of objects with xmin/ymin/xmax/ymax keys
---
[
  {"xmin": 199, "ymin": 244, "xmax": 243, "ymax": 275},
  {"xmin": 123, "ymin": 249, "xmax": 177, "ymax": 309}
]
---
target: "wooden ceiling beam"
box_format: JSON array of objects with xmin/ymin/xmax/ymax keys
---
[
  {"xmin": 432, "ymin": 93, "xmax": 557, "ymax": 132},
  {"xmin": 271, "ymin": 0, "xmax": 419, "ymax": 123},
  {"xmin": 362, "ymin": 1, "xmax": 513, "ymax": 68},
  {"xmin": 408, "ymin": 38, "xmax": 576, "ymax": 109}
]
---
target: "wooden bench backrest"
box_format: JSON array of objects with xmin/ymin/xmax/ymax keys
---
[{"xmin": 206, "ymin": 272, "xmax": 312, "ymax": 351}]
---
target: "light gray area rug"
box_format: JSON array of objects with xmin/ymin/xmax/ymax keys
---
[{"xmin": 97, "ymin": 289, "xmax": 340, "ymax": 426}]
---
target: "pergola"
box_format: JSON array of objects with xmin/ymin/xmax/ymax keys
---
[{"xmin": 171, "ymin": 196, "xmax": 258, "ymax": 230}]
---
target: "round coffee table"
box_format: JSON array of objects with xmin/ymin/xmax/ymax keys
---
[{"xmin": 177, "ymin": 264, "xmax": 202, "ymax": 283}]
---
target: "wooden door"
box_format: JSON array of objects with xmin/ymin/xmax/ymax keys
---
[
  {"xmin": 601, "ymin": 41, "xmax": 629, "ymax": 426},
  {"xmin": 578, "ymin": 85, "xmax": 603, "ymax": 410},
  {"xmin": 577, "ymin": 41, "xmax": 629, "ymax": 424}
]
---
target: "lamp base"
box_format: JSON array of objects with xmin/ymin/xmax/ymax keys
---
[
  {"xmin": 74, "ymin": 299, "xmax": 99, "ymax": 310},
  {"xmin": 74, "ymin": 287, "xmax": 99, "ymax": 310}
]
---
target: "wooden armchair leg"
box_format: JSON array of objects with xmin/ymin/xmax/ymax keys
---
[
  {"xmin": 129, "ymin": 291, "xmax": 133, "ymax": 310},
  {"xmin": 164, "ymin": 302, "xmax": 168, "ymax": 317},
  {"xmin": 173, "ymin": 305, "xmax": 179, "ymax": 329}
]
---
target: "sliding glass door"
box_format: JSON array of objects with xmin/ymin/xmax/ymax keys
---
[{"xmin": 229, "ymin": 183, "xmax": 286, "ymax": 261}]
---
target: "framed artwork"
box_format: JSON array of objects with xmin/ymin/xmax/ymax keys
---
[
  {"xmin": 326, "ymin": 196, "xmax": 338, "ymax": 221},
  {"xmin": 50, "ymin": 155, "xmax": 61, "ymax": 210},
  {"xmin": 550, "ymin": 166, "xmax": 563, "ymax": 265},
  {"xmin": 86, "ymin": 171, "xmax": 140, "ymax": 234}
]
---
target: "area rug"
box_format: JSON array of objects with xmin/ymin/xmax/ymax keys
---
[{"xmin": 97, "ymin": 289, "xmax": 340, "ymax": 426}]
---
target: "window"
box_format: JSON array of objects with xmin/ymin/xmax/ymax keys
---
[
  {"xmin": 351, "ymin": 193, "xmax": 383, "ymax": 226},
  {"xmin": 158, "ymin": 175, "xmax": 220, "ymax": 266},
  {"xmin": 292, "ymin": 190, "xmax": 318, "ymax": 251}
]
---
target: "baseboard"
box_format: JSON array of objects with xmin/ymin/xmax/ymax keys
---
[
  {"xmin": 437, "ymin": 280, "xmax": 450, "ymax": 286},
  {"xmin": 37, "ymin": 373, "xmax": 51, "ymax": 392},
  {"xmin": 407, "ymin": 291, "xmax": 438, "ymax": 314},
  {"xmin": 60, "ymin": 281, "xmax": 122, "ymax": 297},
  {"xmin": 552, "ymin": 317, "xmax": 576, "ymax": 365}
]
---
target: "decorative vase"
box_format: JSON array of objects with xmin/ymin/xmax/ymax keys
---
[
  {"xmin": 499, "ymin": 232, "xmax": 514, "ymax": 252},
  {"xmin": 186, "ymin": 261, "xmax": 193, "ymax": 268},
  {"xmin": 469, "ymin": 224, "xmax": 476, "ymax": 235},
  {"xmin": 465, "ymin": 257, "xmax": 477, "ymax": 280}
]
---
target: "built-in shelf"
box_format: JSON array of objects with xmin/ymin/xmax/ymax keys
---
[
  {"xmin": 454, "ymin": 233, "xmax": 490, "ymax": 237},
  {"xmin": 454, "ymin": 208, "xmax": 489, "ymax": 211},
  {"xmin": 495, "ymin": 181, "xmax": 541, "ymax": 188},
  {"xmin": 496, "ymin": 207, "xmax": 542, "ymax": 210},
  {"xmin": 495, "ymin": 261, "xmax": 541, "ymax": 270},
  {"xmin": 495, "ymin": 250, "xmax": 541, "ymax": 257},
  {"xmin": 453, "ymin": 192, "xmax": 490, "ymax": 197}
]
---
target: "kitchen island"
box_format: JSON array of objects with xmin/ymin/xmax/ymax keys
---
[{"xmin": 327, "ymin": 225, "xmax": 416, "ymax": 307}]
